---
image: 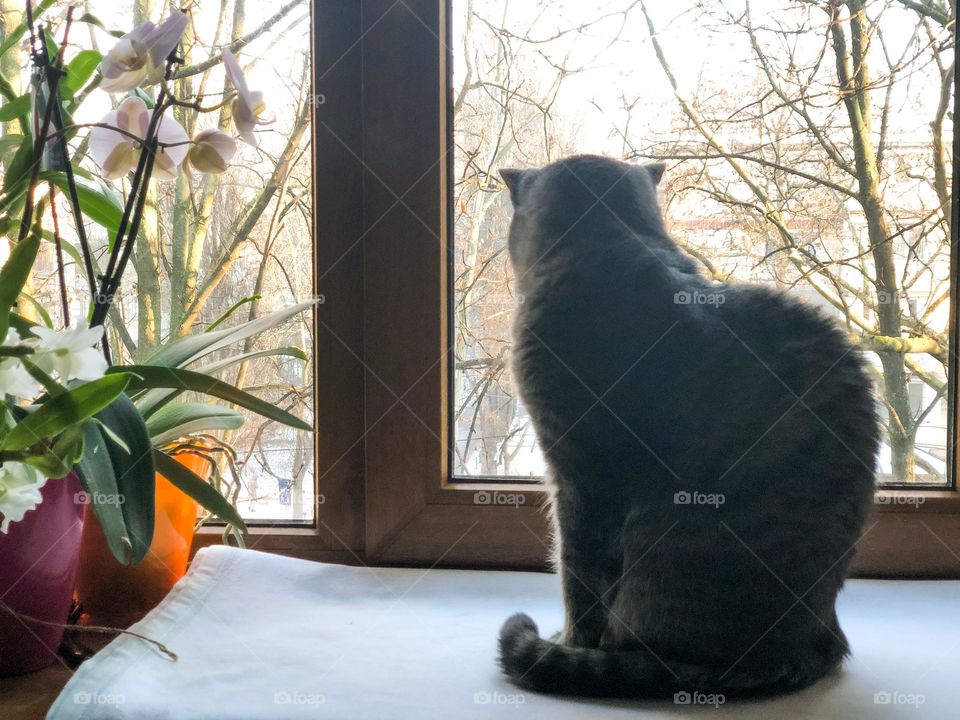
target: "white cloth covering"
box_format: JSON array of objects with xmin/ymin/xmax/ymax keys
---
[{"xmin": 48, "ymin": 546, "xmax": 960, "ymax": 719}]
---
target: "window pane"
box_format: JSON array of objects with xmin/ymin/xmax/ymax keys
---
[
  {"xmin": 14, "ymin": 1, "xmax": 315, "ymax": 520},
  {"xmin": 451, "ymin": 0, "xmax": 954, "ymax": 485}
]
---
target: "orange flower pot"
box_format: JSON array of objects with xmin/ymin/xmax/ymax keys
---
[{"xmin": 74, "ymin": 451, "xmax": 207, "ymax": 628}]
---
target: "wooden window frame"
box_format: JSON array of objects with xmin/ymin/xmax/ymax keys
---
[{"xmin": 198, "ymin": 0, "xmax": 960, "ymax": 578}]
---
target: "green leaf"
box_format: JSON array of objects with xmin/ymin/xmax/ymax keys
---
[
  {"xmin": 91, "ymin": 418, "xmax": 130, "ymax": 453},
  {"xmin": 74, "ymin": 12, "xmax": 111, "ymax": 34},
  {"xmin": 94, "ymin": 394, "xmax": 155, "ymax": 564},
  {"xmin": 74, "ymin": 394, "xmax": 156, "ymax": 565},
  {"xmin": 154, "ymin": 449, "xmax": 246, "ymax": 532},
  {"xmin": 43, "ymin": 172, "xmax": 122, "ymax": 238},
  {"xmin": 135, "ymin": 346, "xmax": 309, "ymax": 417},
  {"xmin": 132, "ymin": 302, "xmax": 314, "ymax": 414},
  {"xmin": 0, "ymin": 0, "xmax": 55, "ymax": 58},
  {"xmin": 206, "ymin": 295, "xmax": 262, "ymax": 332},
  {"xmin": 8, "ymin": 312, "xmax": 37, "ymax": 337},
  {"xmin": 145, "ymin": 301, "xmax": 315, "ymax": 369},
  {"xmin": 25, "ymin": 421, "xmax": 87, "ymax": 477},
  {"xmin": 74, "ymin": 422, "xmax": 131, "ymax": 563},
  {"xmin": 0, "ymin": 231, "xmax": 41, "ymax": 341},
  {"xmin": 39, "ymin": 229, "xmax": 84, "ymax": 266},
  {"xmin": 60, "ymin": 50, "xmax": 103, "ymax": 98},
  {"xmin": 42, "ymin": 33, "xmax": 59, "ymax": 68},
  {"xmin": 145, "ymin": 402, "xmax": 244, "ymax": 446},
  {"xmin": 0, "ymin": 135, "xmax": 35, "ymax": 216},
  {"xmin": 17, "ymin": 292, "xmax": 53, "ymax": 328},
  {"xmin": 0, "ymin": 74, "xmax": 16, "ymax": 103},
  {"xmin": 0, "ymin": 95, "xmax": 29, "ymax": 123},
  {"xmin": 2, "ymin": 374, "xmax": 130, "ymax": 451},
  {"xmin": 0, "ymin": 134, "xmax": 25, "ymax": 166},
  {"xmin": 10, "ymin": 313, "xmax": 37, "ymax": 338},
  {"xmin": 194, "ymin": 346, "xmax": 308, "ymax": 376},
  {"xmin": 114, "ymin": 365, "xmax": 312, "ymax": 431}
]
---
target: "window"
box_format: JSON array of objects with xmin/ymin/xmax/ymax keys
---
[
  {"xmin": 205, "ymin": 0, "xmax": 960, "ymax": 577},
  {"xmin": 18, "ymin": 1, "xmax": 315, "ymax": 523},
  {"xmin": 451, "ymin": 0, "xmax": 955, "ymax": 488}
]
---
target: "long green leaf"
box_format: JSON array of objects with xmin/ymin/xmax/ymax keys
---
[
  {"xmin": 74, "ymin": 422, "xmax": 131, "ymax": 564},
  {"xmin": 145, "ymin": 301, "xmax": 315, "ymax": 369},
  {"xmin": 113, "ymin": 366, "xmax": 312, "ymax": 431},
  {"xmin": 136, "ymin": 347, "xmax": 308, "ymax": 416},
  {"xmin": 0, "ymin": 133, "xmax": 33, "ymax": 207},
  {"xmin": 154, "ymin": 449, "xmax": 247, "ymax": 532},
  {"xmin": 92, "ymin": 394, "xmax": 155, "ymax": 564},
  {"xmin": 195, "ymin": 346, "xmax": 308, "ymax": 376},
  {"xmin": 0, "ymin": 230, "xmax": 41, "ymax": 341},
  {"xmin": 146, "ymin": 402, "xmax": 244, "ymax": 446},
  {"xmin": 2, "ymin": 374, "xmax": 130, "ymax": 451}
]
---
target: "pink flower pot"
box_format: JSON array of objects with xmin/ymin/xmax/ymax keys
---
[{"xmin": 0, "ymin": 473, "xmax": 85, "ymax": 676}]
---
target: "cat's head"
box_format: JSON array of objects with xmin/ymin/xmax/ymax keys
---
[{"xmin": 499, "ymin": 154, "xmax": 667, "ymax": 278}]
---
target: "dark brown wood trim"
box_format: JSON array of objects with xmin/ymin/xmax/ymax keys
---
[
  {"xmin": 193, "ymin": 486, "xmax": 960, "ymax": 577},
  {"xmin": 850, "ymin": 513, "xmax": 960, "ymax": 578},
  {"xmin": 360, "ymin": 0, "xmax": 447, "ymax": 559},
  {"xmin": 313, "ymin": 0, "xmax": 366, "ymax": 553}
]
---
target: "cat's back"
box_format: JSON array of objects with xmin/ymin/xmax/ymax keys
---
[{"xmin": 711, "ymin": 282, "xmax": 873, "ymax": 405}]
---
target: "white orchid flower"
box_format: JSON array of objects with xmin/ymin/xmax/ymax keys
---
[
  {"xmin": 0, "ymin": 330, "xmax": 40, "ymax": 399},
  {"xmin": 31, "ymin": 326, "xmax": 108, "ymax": 383},
  {"xmin": 0, "ymin": 462, "xmax": 47, "ymax": 533},
  {"xmin": 99, "ymin": 12, "xmax": 189, "ymax": 93},
  {"xmin": 186, "ymin": 128, "xmax": 237, "ymax": 174},
  {"xmin": 222, "ymin": 50, "xmax": 273, "ymax": 146},
  {"xmin": 89, "ymin": 96, "xmax": 189, "ymax": 181}
]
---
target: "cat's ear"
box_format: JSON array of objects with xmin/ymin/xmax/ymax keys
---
[
  {"xmin": 646, "ymin": 162, "xmax": 667, "ymax": 186},
  {"xmin": 500, "ymin": 168, "xmax": 527, "ymax": 206}
]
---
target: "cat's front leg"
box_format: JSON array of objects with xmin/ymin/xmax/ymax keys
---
[
  {"xmin": 552, "ymin": 488, "xmax": 622, "ymax": 648},
  {"xmin": 556, "ymin": 558, "xmax": 616, "ymax": 647}
]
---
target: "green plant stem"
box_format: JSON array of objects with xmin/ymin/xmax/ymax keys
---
[
  {"xmin": 0, "ymin": 449, "xmax": 31, "ymax": 463},
  {"xmin": 16, "ymin": 29, "xmax": 60, "ymax": 243},
  {"xmin": 0, "ymin": 345, "xmax": 33, "ymax": 357}
]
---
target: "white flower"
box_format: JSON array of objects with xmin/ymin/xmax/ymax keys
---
[
  {"xmin": 99, "ymin": 12, "xmax": 189, "ymax": 93},
  {"xmin": 0, "ymin": 330, "xmax": 40, "ymax": 399},
  {"xmin": 32, "ymin": 326, "xmax": 108, "ymax": 383},
  {"xmin": 186, "ymin": 128, "xmax": 237, "ymax": 174},
  {"xmin": 89, "ymin": 96, "xmax": 189, "ymax": 181},
  {"xmin": 0, "ymin": 462, "xmax": 47, "ymax": 533},
  {"xmin": 222, "ymin": 50, "xmax": 273, "ymax": 146}
]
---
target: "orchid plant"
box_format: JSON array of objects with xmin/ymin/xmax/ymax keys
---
[
  {"xmin": 0, "ymin": 2, "xmax": 302, "ymax": 563},
  {"xmin": 0, "ymin": 324, "xmax": 109, "ymax": 532}
]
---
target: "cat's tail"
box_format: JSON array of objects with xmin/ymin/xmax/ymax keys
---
[{"xmin": 498, "ymin": 613, "xmax": 833, "ymax": 699}]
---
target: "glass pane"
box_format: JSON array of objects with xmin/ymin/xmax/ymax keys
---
[
  {"xmin": 451, "ymin": 0, "xmax": 954, "ymax": 485},
  {"xmin": 7, "ymin": 1, "xmax": 315, "ymax": 520}
]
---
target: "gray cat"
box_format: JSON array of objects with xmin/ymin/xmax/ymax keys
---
[{"xmin": 497, "ymin": 155, "xmax": 878, "ymax": 699}]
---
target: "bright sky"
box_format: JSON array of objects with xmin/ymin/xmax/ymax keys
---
[{"xmin": 453, "ymin": 0, "xmax": 944, "ymax": 156}]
